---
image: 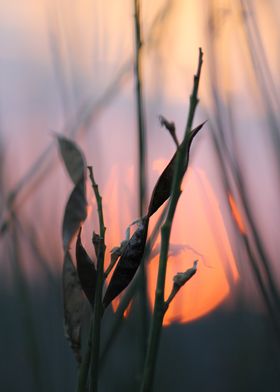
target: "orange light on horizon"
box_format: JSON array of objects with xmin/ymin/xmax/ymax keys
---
[{"xmin": 101, "ymin": 162, "xmax": 239, "ymax": 325}]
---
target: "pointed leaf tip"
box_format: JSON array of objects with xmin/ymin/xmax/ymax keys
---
[{"xmin": 147, "ymin": 121, "xmax": 206, "ymax": 218}]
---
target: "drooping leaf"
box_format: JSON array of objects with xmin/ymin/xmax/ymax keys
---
[
  {"xmin": 62, "ymin": 252, "xmax": 84, "ymax": 364},
  {"xmin": 103, "ymin": 216, "xmax": 149, "ymax": 308},
  {"xmin": 147, "ymin": 122, "xmax": 206, "ymax": 217},
  {"xmin": 62, "ymin": 177, "xmax": 87, "ymax": 251},
  {"xmin": 76, "ymin": 229, "xmax": 97, "ymax": 307},
  {"xmin": 57, "ymin": 135, "xmax": 86, "ymax": 184}
]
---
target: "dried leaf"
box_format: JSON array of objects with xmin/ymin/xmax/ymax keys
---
[
  {"xmin": 76, "ymin": 229, "xmax": 97, "ymax": 307},
  {"xmin": 147, "ymin": 122, "xmax": 206, "ymax": 217},
  {"xmin": 63, "ymin": 252, "xmax": 84, "ymax": 364},
  {"xmin": 57, "ymin": 135, "xmax": 86, "ymax": 184},
  {"xmin": 62, "ymin": 178, "xmax": 87, "ymax": 251},
  {"xmin": 103, "ymin": 216, "xmax": 149, "ymax": 308}
]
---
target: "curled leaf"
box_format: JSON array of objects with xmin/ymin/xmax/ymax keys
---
[
  {"xmin": 103, "ymin": 216, "xmax": 149, "ymax": 308},
  {"xmin": 76, "ymin": 229, "xmax": 97, "ymax": 307},
  {"xmin": 57, "ymin": 135, "xmax": 86, "ymax": 184},
  {"xmin": 63, "ymin": 252, "xmax": 84, "ymax": 364},
  {"xmin": 147, "ymin": 122, "xmax": 206, "ymax": 217},
  {"xmin": 62, "ymin": 178, "xmax": 87, "ymax": 251}
]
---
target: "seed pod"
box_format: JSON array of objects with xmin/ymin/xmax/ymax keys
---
[
  {"xmin": 148, "ymin": 122, "xmax": 205, "ymax": 217},
  {"xmin": 103, "ymin": 216, "xmax": 149, "ymax": 308},
  {"xmin": 76, "ymin": 228, "xmax": 97, "ymax": 307}
]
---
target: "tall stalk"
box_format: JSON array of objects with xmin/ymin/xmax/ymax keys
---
[
  {"xmin": 133, "ymin": 0, "xmax": 149, "ymax": 364},
  {"xmin": 140, "ymin": 48, "xmax": 203, "ymax": 392}
]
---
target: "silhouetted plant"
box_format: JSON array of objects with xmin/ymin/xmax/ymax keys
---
[{"xmin": 57, "ymin": 48, "xmax": 204, "ymax": 392}]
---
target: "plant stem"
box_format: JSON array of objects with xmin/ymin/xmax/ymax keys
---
[
  {"xmin": 134, "ymin": 0, "xmax": 146, "ymax": 217},
  {"xmin": 140, "ymin": 48, "xmax": 203, "ymax": 392},
  {"xmin": 133, "ymin": 0, "xmax": 149, "ymax": 366},
  {"xmin": 88, "ymin": 166, "xmax": 106, "ymax": 392},
  {"xmin": 76, "ymin": 321, "xmax": 93, "ymax": 392}
]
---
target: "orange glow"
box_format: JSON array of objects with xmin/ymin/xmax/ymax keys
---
[
  {"xmin": 228, "ymin": 193, "xmax": 246, "ymax": 235},
  {"xmin": 147, "ymin": 164, "xmax": 239, "ymax": 325}
]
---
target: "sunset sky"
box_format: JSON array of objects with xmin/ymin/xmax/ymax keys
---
[{"xmin": 0, "ymin": 0, "xmax": 279, "ymax": 324}]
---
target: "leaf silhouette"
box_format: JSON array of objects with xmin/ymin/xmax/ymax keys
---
[
  {"xmin": 147, "ymin": 122, "xmax": 205, "ymax": 217},
  {"xmin": 62, "ymin": 177, "xmax": 87, "ymax": 251},
  {"xmin": 103, "ymin": 216, "xmax": 149, "ymax": 308},
  {"xmin": 62, "ymin": 252, "xmax": 84, "ymax": 364},
  {"xmin": 57, "ymin": 135, "xmax": 86, "ymax": 184},
  {"xmin": 76, "ymin": 228, "xmax": 97, "ymax": 307}
]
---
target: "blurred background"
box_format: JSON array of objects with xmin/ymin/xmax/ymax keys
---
[{"xmin": 1, "ymin": 0, "xmax": 280, "ymax": 391}]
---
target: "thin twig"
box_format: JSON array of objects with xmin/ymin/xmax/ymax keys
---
[
  {"xmin": 133, "ymin": 0, "xmax": 149, "ymax": 368},
  {"xmin": 87, "ymin": 167, "xmax": 106, "ymax": 392}
]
